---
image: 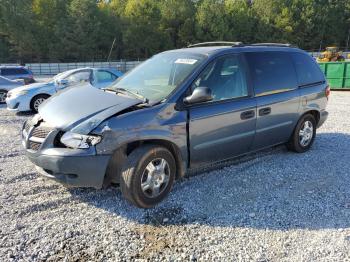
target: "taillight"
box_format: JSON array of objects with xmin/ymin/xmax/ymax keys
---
[{"xmin": 325, "ymin": 85, "xmax": 330, "ymax": 100}]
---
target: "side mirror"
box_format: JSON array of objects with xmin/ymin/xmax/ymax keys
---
[
  {"xmin": 56, "ymin": 79, "xmax": 69, "ymax": 88},
  {"xmin": 183, "ymin": 86, "xmax": 213, "ymax": 104}
]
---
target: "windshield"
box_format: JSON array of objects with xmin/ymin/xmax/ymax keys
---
[
  {"xmin": 109, "ymin": 52, "xmax": 206, "ymax": 101},
  {"xmin": 50, "ymin": 70, "xmax": 78, "ymax": 82}
]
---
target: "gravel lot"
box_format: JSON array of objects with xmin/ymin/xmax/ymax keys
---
[{"xmin": 1, "ymin": 92, "xmax": 350, "ymax": 261}]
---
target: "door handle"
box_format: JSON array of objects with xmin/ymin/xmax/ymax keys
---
[
  {"xmin": 259, "ymin": 107, "xmax": 271, "ymax": 116},
  {"xmin": 240, "ymin": 110, "xmax": 255, "ymax": 120}
]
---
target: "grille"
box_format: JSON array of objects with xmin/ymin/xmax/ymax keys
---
[
  {"xmin": 29, "ymin": 141, "xmax": 41, "ymax": 151},
  {"xmin": 32, "ymin": 126, "xmax": 52, "ymax": 139},
  {"xmin": 24, "ymin": 122, "xmax": 54, "ymax": 152}
]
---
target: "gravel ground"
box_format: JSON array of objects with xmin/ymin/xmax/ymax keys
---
[{"xmin": 1, "ymin": 92, "xmax": 350, "ymax": 261}]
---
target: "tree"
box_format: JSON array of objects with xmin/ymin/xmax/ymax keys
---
[
  {"xmin": 122, "ymin": 0, "xmax": 165, "ymax": 58},
  {"xmin": 159, "ymin": 0, "xmax": 196, "ymax": 48}
]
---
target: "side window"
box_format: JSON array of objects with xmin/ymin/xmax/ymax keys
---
[
  {"xmin": 96, "ymin": 70, "xmax": 117, "ymax": 83},
  {"xmin": 14, "ymin": 68, "xmax": 28, "ymax": 74},
  {"xmin": 191, "ymin": 55, "xmax": 248, "ymax": 101},
  {"xmin": 1, "ymin": 69, "xmax": 15, "ymax": 75},
  {"xmin": 246, "ymin": 52, "xmax": 298, "ymax": 96},
  {"xmin": 66, "ymin": 71, "xmax": 91, "ymax": 83},
  {"xmin": 291, "ymin": 52, "xmax": 325, "ymax": 86}
]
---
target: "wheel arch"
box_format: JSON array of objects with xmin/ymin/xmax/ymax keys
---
[
  {"xmin": 301, "ymin": 109, "xmax": 320, "ymax": 125},
  {"xmin": 30, "ymin": 93, "xmax": 51, "ymax": 110},
  {"xmin": 103, "ymin": 138, "xmax": 186, "ymax": 187}
]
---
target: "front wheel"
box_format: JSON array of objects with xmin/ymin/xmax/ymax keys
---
[
  {"xmin": 0, "ymin": 89, "xmax": 7, "ymax": 104},
  {"xmin": 30, "ymin": 94, "xmax": 50, "ymax": 112},
  {"xmin": 287, "ymin": 114, "xmax": 316, "ymax": 153},
  {"xmin": 120, "ymin": 145, "xmax": 176, "ymax": 208}
]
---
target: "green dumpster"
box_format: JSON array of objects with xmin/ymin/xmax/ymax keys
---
[{"xmin": 318, "ymin": 62, "xmax": 350, "ymax": 89}]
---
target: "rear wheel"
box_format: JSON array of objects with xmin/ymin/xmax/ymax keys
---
[
  {"xmin": 0, "ymin": 89, "xmax": 7, "ymax": 104},
  {"xmin": 287, "ymin": 114, "xmax": 316, "ymax": 153},
  {"xmin": 120, "ymin": 145, "xmax": 176, "ymax": 208},
  {"xmin": 30, "ymin": 94, "xmax": 50, "ymax": 112}
]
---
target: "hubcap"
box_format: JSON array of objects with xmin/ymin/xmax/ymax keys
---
[
  {"xmin": 34, "ymin": 98, "xmax": 46, "ymax": 111},
  {"xmin": 0, "ymin": 91, "xmax": 7, "ymax": 103},
  {"xmin": 299, "ymin": 120, "xmax": 314, "ymax": 147},
  {"xmin": 141, "ymin": 158, "xmax": 170, "ymax": 198}
]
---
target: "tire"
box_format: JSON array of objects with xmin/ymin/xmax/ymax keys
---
[
  {"xmin": 0, "ymin": 89, "xmax": 7, "ymax": 104},
  {"xmin": 120, "ymin": 145, "xmax": 176, "ymax": 208},
  {"xmin": 30, "ymin": 94, "xmax": 50, "ymax": 112},
  {"xmin": 287, "ymin": 114, "xmax": 316, "ymax": 153}
]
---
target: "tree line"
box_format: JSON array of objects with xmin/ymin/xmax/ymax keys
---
[{"xmin": 0, "ymin": 0, "xmax": 349, "ymax": 63}]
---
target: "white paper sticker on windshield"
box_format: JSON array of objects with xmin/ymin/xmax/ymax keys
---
[{"xmin": 175, "ymin": 58, "xmax": 198, "ymax": 65}]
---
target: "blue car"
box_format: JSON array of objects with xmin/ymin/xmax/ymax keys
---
[
  {"xmin": 0, "ymin": 66, "xmax": 34, "ymax": 84},
  {"xmin": 22, "ymin": 43, "xmax": 329, "ymax": 208},
  {"xmin": 6, "ymin": 67, "xmax": 123, "ymax": 112}
]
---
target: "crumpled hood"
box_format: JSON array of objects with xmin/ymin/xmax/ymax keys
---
[
  {"xmin": 38, "ymin": 83, "xmax": 141, "ymax": 134},
  {"xmin": 10, "ymin": 82, "xmax": 52, "ymax": 93}
]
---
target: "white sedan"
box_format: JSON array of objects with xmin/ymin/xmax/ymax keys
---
[{"xmin": 6, "ymin": 67, "xmax": 123, "ymax": 112}]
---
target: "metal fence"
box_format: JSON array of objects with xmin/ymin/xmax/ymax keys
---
[
  {"xmin": 2, "ymin": 52, "xmax": 350, "ymax": 76},
  {"xmin": 0, "ymin": 61, "xmax": 142, "ymax": 76}
]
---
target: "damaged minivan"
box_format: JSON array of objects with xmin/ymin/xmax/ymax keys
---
[{"xmin": 22, "ymin": 42, "xmax": 329, "ymax": 208}]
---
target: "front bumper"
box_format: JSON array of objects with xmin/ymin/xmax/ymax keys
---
[
  {"xmin": 6, "ymin": 95, "xmax": 31, "ymax": 112},
  {"xmin": 26, "ymin": 148, "xmax": 110, "ymax": 189},
  {"xmin": 317, "ymin": 110, "xmax": 328, "ymax": 128},
  {"xmin": 22, "ymin": 119, "xmax": 111, "ymax": 189}
]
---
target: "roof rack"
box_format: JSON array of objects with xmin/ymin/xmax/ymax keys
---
[
  {"xmin": 188, "ymin": 41, "xmax": 243, "ymax": 48},
  {"xmin": 249, "ymin": 43, "xmax": 296, "ymax": 48}
]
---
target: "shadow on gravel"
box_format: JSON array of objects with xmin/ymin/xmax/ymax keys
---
[
  {"xmin": 15, "ymin": 111, "xmax": 34, "ymax": 116},
  {"xmin": 68, "ymin": 132, "xmax": 350, "ymax": 230}
]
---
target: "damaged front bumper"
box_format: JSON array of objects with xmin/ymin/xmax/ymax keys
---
[
  {"xmin": 26, "ymin": 148, "xmax": 111, "ymax": 189},
  {"xmin": 22, "ymin": 119, "xmax": 111, "ymax": 189}
]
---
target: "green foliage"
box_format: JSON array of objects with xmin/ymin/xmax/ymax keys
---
[{"xmin": 0, "ymin": 0, "xmax": 349, "ymax": 62}]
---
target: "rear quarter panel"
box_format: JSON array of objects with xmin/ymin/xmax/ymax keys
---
[{"xmin": 298, "ymin": 84, "xmax": 328, "ymax": 117}]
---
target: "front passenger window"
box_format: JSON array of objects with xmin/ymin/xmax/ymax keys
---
[
  {"xmin": 191, "ymin": 55, "xmax": 248, "ymax": 101},
  {"xmin": 96, "ymin": 70, "xmax": 118, "ymax": 83}
]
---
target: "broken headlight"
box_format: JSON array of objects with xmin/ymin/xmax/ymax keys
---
[{"xmin": 60, "ymin": 132, "xmax": 101, "ymax": 149}]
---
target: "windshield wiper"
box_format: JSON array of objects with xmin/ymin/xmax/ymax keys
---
[{"xmin": 103, "ymin": 87, "xmax": 149, "ymax": 103}]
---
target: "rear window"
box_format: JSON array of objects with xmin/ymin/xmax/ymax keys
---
[
  {"xmin": 1, "ymin": 68, "xmax": 29, "ymax": 75},
  {"xmin": 246, "ymin": 52, "xmax": 298, "ymax": 96},
  {"xmin": 291, "ymin": 52, "xmax": 325, "ymax": 86}
]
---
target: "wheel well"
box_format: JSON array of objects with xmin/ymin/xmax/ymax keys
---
[
  {"xmin": 30, "ymin": 94, "xmax": 50, "ymax": 109},
  {"xmin": 304, "ymin": 110, "xmax": 320, "ymax": 125},
  {"xmin": 104, "ymin": 139, "xmax": 185, "ymax": 186},
  {"xmin": 126, "ymin": 140, "xmax": 185, "ymax": 180}
]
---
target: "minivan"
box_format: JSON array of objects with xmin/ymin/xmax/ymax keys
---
[{"xmin": 22, "ymin": 42, "xmax": 329, "ymax": 208}]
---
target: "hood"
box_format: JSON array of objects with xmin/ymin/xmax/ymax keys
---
[
  {"xmin": 10, "ymin": 82, "xmax": 52, "ymax": 93},
  {"xmin": 38, "ymin": 83, "xmax": 142, "ymax": 134}
]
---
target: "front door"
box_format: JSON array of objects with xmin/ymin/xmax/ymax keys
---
[{"xmin": 188, "ymin": 54, "xmax": 257, "ymax": 167}]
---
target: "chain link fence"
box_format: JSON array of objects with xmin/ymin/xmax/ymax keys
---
[{"xmin": 0, "ymin": 60, "xmax": 142, "ymax": 76}]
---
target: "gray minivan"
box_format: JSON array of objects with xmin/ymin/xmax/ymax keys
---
[{"xmin": 22, "ymin": 43, "xmax": 329, "ymax": 208}]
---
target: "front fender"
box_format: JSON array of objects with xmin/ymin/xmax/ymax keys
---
[{"xmin": 96, "ymin": 126, "xmax": 187, "ymax": 162}]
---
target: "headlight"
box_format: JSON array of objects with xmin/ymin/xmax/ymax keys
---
[
  {"xmin": 60, "ymin": 132, "xmax": 101, "ymax": 149},
  {"xmin": 11, "ymin": 90, "xmax": 28, "ymax": 97}
]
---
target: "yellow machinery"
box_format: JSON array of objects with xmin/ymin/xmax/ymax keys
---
[{"xmin": 317, "ymin": 46, "xmax": 345, "ymax": 62}]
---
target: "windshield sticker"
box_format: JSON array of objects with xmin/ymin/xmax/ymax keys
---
[{"xmin": 175, "ymin": 59, "xmax": 198, "ymax": 65}]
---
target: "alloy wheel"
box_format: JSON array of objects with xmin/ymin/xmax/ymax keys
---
[
  {"xmin": 0, "ymin": 91, "xmax": 7, "ymax": 103},
  {"xmin": 141, "ymin": 158, "xmax": 170, "ymax": 198},
  {"xmin": 299, "ymin": 120, "xmax": 314, "ymax": 147},
  {"xmin": 33, "ymin": 98, "xmax": 46, "ymax": 111}
]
